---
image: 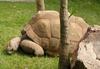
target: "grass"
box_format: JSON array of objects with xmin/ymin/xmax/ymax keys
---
[
  {"xmin": 0, "ymin": 0, "xmax": 100, "ymax": 69},
  {"xmin": 69, "ymin": 0, "xmax": 100, "ymax": 25}
]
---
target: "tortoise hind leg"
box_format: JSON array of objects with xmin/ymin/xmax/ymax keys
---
[{"xmin": 20, "ymin": 39, "xmax": 44, "ymax": 56}]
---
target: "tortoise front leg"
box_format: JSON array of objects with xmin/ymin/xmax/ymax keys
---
[{"xmin": 20, "ymin": 39, "xmax": 44, "ymax": 56}]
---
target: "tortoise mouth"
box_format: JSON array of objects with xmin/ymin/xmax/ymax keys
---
[
  {"xmin": 8, "ymin": 51, "xmax": 13, "ymax": 54},
  {"xmin": 7, "ymin": 49, "xmax": 14, "ymax": 55}
]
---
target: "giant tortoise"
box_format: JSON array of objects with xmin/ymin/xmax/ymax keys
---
[{"xmin": 6, "ymin": 11, "xmax": 89, "ymax": 56}]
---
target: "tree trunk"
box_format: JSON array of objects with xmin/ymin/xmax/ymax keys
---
[
  {"xmin": 36, "ymin": 0, "xmax": 45, "ymax": 11},
  {"xmin": 59, "ymin": 0, "xmax": 70, "ymax": 69}
]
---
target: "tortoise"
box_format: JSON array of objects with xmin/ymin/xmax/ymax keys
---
[{"xmin": 6, "ymin": 11, "xmax": 89, "ymax": 56}]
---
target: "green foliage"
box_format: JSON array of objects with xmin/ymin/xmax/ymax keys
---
[{"xmin": 0, "ymin": 0, "xmax": 100, "ymax": 69}]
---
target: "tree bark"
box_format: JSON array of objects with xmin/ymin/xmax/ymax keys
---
[
  {"xmin": 59, "ymin": 0, "xmax": 70, "ymax": 69},
  {"xmin": 36, "ymin": 0, "xmax": 45, "ymax": 11}
]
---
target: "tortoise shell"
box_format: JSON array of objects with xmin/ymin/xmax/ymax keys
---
[{"xmin": 21, "ymin": 11, "xmax": 89, "ymax": 56}]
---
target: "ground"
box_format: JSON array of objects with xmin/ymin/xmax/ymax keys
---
[{"xmin": 0, "ymin": 0, "xmax": 100, "ymax": 69}]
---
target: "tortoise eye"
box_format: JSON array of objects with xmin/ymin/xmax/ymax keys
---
[{"xmin": 10, "ymin": 49, "xmax": 13, "ymax": 51}]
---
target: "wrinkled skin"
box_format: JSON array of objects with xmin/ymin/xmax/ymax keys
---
[
  {"xmin": 6, "ymin": 11, "xmax": 89, "ymax": 56},
  {"xmin": 7, "ymin": 37, "xmax": 21, "ymax": 54}
]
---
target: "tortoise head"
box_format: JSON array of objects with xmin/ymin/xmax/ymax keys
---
[
  {"xmin": 6, "ymin": 37, "xmax": 21, "ymax": 55},
  {"xmin": 6, "ymin": 42, "xmax": 15, "ymax": 54}
]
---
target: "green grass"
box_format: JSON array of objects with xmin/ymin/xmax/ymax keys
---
[
  {"xmin": 0, "ymin": 0, "xmax": 100, "ymax": 69},
  {"xmin": 69, "ymin": 0, "xmax": 100, "ymax": 25}
]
